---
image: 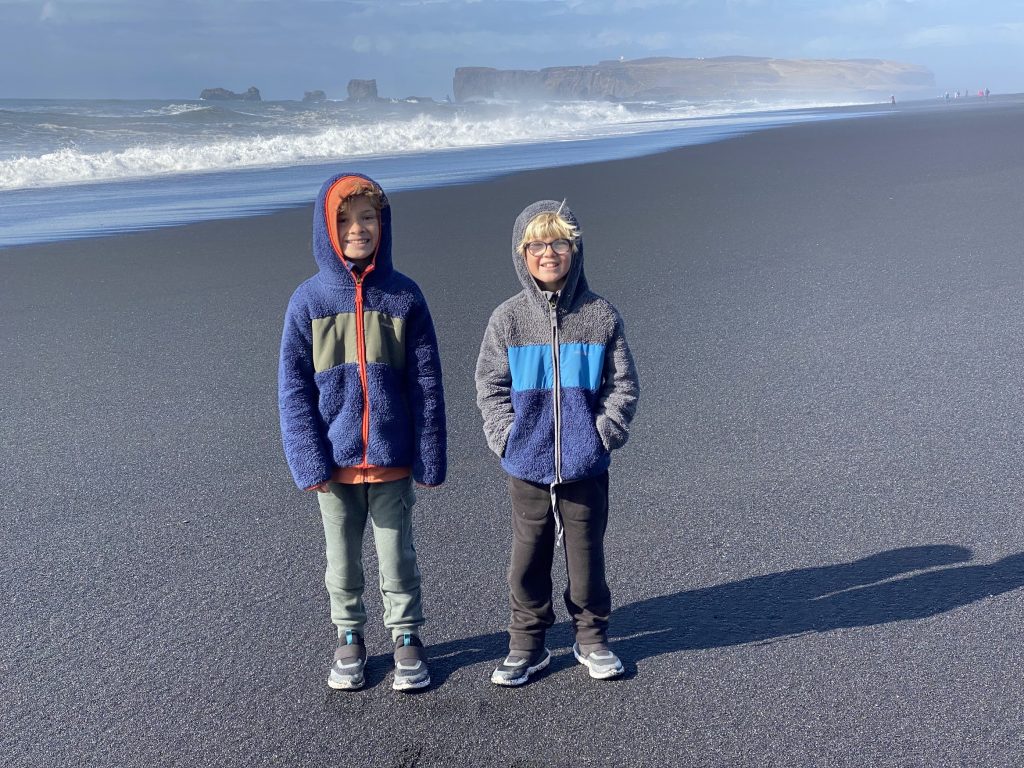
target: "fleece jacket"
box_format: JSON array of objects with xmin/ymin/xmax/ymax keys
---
[
  {"xmin": 475, "ymin": 199, "xmax": 639, "ymax": 485},
  {"xmin": 279, "ymin": 172, "xmax": 447, "ymax": 489}
]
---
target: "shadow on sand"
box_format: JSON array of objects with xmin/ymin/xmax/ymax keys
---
[{"xmin": 348, "ymin": 545, "xmax": 1024, "ymax": 688}]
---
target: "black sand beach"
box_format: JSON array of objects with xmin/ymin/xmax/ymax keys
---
[{"xmin": 4, "ymin": 100, "xmax": 1024, "ymax": 767}]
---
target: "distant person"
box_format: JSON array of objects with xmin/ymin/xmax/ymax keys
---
[
  {"xmin": 278, "ymin": 172, "xmax": 447, "ymax": 692},
  {"xmin": 476, "ymin": 199, "xmax": 639, "ymax": 686},
  {"xmin": 986, "ymin": 87, "xmax": 991, "ymax": 99},
  {"xmin": 890, "ymin": 94, "xmax": 896, "ymax": 105}
]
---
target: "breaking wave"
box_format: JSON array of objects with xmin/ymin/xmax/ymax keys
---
[
  {"xmin": 0, "ymin": 98, "xmax": 858, "ymax": 191},
  {"xmin": 0, "ymin": 102, "xmax": 699, "ymax": 191}
]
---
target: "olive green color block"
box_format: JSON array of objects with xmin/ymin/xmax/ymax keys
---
[
  {"xmin": 312, "ymin": 313, "xmax": 358, "ymax": 372},
  {"xmin": 312, "ymin": 311, "xmax": 406, "ymax": 373},
  {"xmin": 363, "ymin": 312, "xmax": 406, "ymax": 370}
]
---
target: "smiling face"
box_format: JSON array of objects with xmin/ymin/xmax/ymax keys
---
[
  {"xmin": 524, "ymin": 239, "xmax": 573, "ymax": 291},
  {"xmin": 520, "ymin": 211, "xmax": 577, "ymax": 292},
  {"xmin": 336, "ymin": 195, "xmax": 380, "ymax": 265}
]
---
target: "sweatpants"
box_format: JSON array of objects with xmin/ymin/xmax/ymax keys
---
[
  {"xmin": 506, "ymin": 471, "xmax": 611, "ymax": 652},
  {"xmin": 317, "ymin": 476, "xmax": 423, "ymax": 642}
]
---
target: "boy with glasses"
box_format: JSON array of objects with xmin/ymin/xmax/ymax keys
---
[
  {"xmin": 475, "ymin": 199, "xmax": 639, "ymax": 686},
  {"xmin": 279, "ymin": 172, "xmax": 446, "ymax": 692}
]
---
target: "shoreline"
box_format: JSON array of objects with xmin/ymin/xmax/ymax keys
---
[{"xmin": 8, "ymin": 94, "xmax": 1012, "ymax": 249}]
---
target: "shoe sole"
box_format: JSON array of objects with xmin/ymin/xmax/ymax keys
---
[
  {"xmin": 392, "ymin": 675, "xmax": 431, "ymax": 692},
  {"xmin": 573, "ymin": 645, "xmax": 624, "ymax": 680},
  {"xmin": 491, "ymin": 649, "xmax": 551, "ymax": 687},
  {"xmin": 327, "ymin": 674, "xmax": 365, "ymax": 690}
]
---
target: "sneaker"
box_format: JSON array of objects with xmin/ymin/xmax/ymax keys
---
[
  {"xmin": 490, "ymin": 647, "xmax": 551, "ymax": 687},
  {"xmin": 327, "ymin": 630, "xmax": 366, "ymax": 690},
  {"xmin": 573, "ymin": 642, "xmax": 624, "ymax": 680},
  {"xmin": 392, "ymin": 633, "xmax": 431, "ymax": 691}
]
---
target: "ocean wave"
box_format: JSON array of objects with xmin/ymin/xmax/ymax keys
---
[
  {"xmin": 143, "ymin": 103, "xmax": 215, "ymax": 116},
  {"xmin": 0, "ymin": 99, "xmax": 857, "ymax": 191},
  {"xmin": 0, "ymin": 107, "xmax": 680, "ymax": 190}
]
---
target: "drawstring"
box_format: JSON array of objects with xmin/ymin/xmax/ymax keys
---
[{"xmin": 550, "ymin": 483, "xmax": 564, "ymax": 548}]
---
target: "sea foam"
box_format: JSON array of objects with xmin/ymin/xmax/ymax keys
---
[{"xmin": 0, "ymin": 100, "xmax": 775, "ymax": 191}]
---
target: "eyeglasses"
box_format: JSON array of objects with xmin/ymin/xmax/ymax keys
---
[{"xmin": 525, "ymin": 239, "xmax": 572, "ymax": 257}]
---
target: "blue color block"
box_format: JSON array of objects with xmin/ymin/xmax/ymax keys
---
[{"xmin": 509, "ymin": 343, "xmax": 605, "ymax": 393}]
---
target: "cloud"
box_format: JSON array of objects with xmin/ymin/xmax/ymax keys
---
[
  {"xmin": 903, "ymin": 24, "xmax": 966, "ymax": 46},
  {"xmin": 821, "ymin": 0, "xmax": 917, "ymax": 26},
  {"xmin": 904, "ymin": 21, "xmax": 1024, "ymax": 47},
  {"xmin": 802, "ymin": 33, "xmax": 866, "ymax": 55},
  {"xmin": 826, "ymin": 1, "xmax": 890, "ymax": 24},
  {"xmin": 590, "ymin": 27, "xmax": 672, "ymax": 49},
  {"xmin": 562, "ymin": 0, "xmax": 692, "ymax": 14},
  {"xmin": 993, "ymin": 21, "xmax": 1024, "ymax": 41},
  {"xmin": 40, "ymin": 1, "xmax": 57, "ymax": 21},
  {"xmin": 726, "ymin": 0, "xmax": 767, "ymax": 7},
  {"xmin": 696, "ymin": 30, "xmax": 756, "ymax": 51}
]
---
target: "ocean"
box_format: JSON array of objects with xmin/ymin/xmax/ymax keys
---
[{"xmin": 0, "ymin": 96, "xmax": 884, "ymax": 248}]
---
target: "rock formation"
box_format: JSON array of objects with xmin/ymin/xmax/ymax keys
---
[
  {"xmin": 347, "ymin": 79, "xmax": 380, "ymax": 102},
  {"xmin": 453, "ymin": 57, "xmax": 934, "ymax": 102},
  {"xmin": 200, "ymin": 86, "xmax": 262, "ymax": 102},
  {"xmin": 303, "ymin": 90, "xmax": 327, "ymax": 103}
]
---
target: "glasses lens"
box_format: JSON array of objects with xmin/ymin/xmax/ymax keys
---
[{"xmin": 527, "ymin": 240, "xmax": 571, "ymax": 256}]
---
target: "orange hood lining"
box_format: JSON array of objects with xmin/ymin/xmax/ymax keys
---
[{"xmin": 324, "ymin": 176, "xmax": 383, "ymax": 264}]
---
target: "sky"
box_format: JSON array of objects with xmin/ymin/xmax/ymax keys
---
[{"xmin": 1, "ymin": 0, "xmax": 1022, "ymax": 100}]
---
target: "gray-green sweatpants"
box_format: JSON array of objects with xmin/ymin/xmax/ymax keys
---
[{"xmin": 317, "ymin": 477, "xmax": 423, "ymax": 641}]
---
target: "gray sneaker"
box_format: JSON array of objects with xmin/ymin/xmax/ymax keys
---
[
  {"xmin": 392, "ymin": 633, "xmax": 431, "ymax": 691},
  {"xmin": 328, "ymin": 630, "xmax": 366, "ymax": 690},
  {"xmin": 573, "ymin": 642, "xmax": 624, "ymax": 680},
  {"xmin": 490, "ymin": 647, "xmax": 551, "ymax": 687}
]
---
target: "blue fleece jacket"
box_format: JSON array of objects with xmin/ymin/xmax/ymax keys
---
[{"xmin": 279, "ymin": 172, "xmax": 447, "ymax": 489}]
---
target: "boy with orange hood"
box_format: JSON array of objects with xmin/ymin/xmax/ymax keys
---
[{"xmin": 279, "ymin": 172, "xmax": 446, "ymax": 691}]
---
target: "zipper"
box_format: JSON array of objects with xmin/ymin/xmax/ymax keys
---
[
  {"xmin": 548, "ymin": 293, "xmax": 565, "ymax": 547},
  {"xmin": 352, "ymin": 265, "xmax": 375, "ymax": 481},
  {"xmin": 548, "ymin": 294, "xmax": 562, "ymax": 485}
]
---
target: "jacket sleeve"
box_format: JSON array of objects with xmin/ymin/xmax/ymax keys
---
[
  {"xmin": 595, "ymin": 310, "xmax": 639, "ymax": 451},
  {"xmin": 475, "ymin": 308, "xmax": 515, "ymax": 458},
  {"xmin": 404, "ymin": 292, "xmax": 447, "ymax": 485},
  {"xmin": 278, "ymin": 296, "xmax": 333, "ymax": 489}
]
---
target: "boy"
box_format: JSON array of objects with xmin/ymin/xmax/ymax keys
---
[
  {"xmin": 475, "ymin": 199, "xmax": 639, "ymax": 686},
  {"xmin": 279, "ymin": 172, "xmax": 446, "ymax": 692}
]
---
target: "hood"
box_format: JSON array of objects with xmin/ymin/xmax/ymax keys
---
[
  {"xmin": 312, "ymin": 172, "xmax": 393, "ymax": 283},
  {"xmin": 511, "ymin": 199, "xmax": 588, "ymax": 310}
]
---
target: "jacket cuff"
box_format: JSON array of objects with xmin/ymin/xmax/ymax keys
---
[
  {"xmin": 595, "ymin": 415, "xmax": 624, "ymax": 452},
  {"xmin": 414, "ymin": 464, "xmax": 446, "ymax": 486},
  {"xmin": 294, "ymin": 464, "xmax": 332, "ymax": 491}
]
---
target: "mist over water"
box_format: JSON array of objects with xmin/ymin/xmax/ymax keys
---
[
  {"xmin": 0, "ymin": 96, "xmax": 878, "ymax": 246},
  {"xmin": 0, "ymin": 96, "xmax": 867, "ymax": 191}
]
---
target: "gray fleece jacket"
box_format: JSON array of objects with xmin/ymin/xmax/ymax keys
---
[{"xmin": 474, "ymin": 199, "xmax": 639, "ymax": 485}]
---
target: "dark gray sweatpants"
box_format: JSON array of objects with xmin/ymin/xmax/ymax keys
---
[{"xmin": 506, "ymin": 472, "xmax": 611, "ymax": 652}]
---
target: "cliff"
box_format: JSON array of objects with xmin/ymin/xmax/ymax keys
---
[{"xmin": 453, "ymin": 57, "xmax": 934, "ymax": 102}]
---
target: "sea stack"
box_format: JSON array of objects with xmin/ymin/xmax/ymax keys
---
[
  {"xmin": 200, "ymin": 86, "xmax": 262, "ymax": 102},
  {"xmin": 346, "ymin": 79, "xmax": 380, "ymax": 102}
]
